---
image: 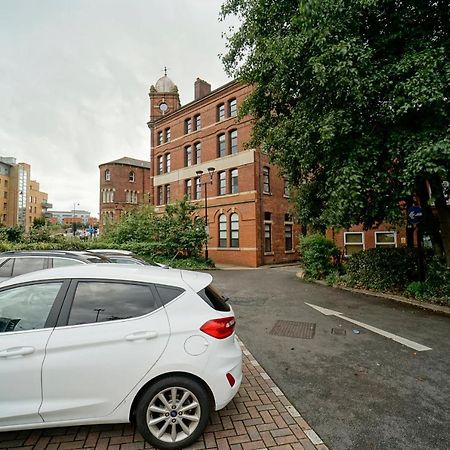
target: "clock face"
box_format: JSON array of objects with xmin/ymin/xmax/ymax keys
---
[{"xmin": 159, "ymin": 102, "xmax": 168, "ymax": 112}]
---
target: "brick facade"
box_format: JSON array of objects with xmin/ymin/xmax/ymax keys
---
[
  {"xmin": 98, "ymin": 157, "xmax": 151, "ymax": 228},
  {"xmin": 148, "ymin": 77, "xmax": 300, "ymax": 267}
]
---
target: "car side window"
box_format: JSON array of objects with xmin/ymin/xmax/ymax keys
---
[
  {"xmin": 52, "ymin": 258, "xmax": 84, "ymax": 268},
  {"xmin": 67, "ymin": 282, "xmax": 160, "ymax": 326},
  {"xmin": 12, "ymin": 258, "xmax": 46, "ymax": 277},
  {"xmin": 0, "ymin": 259, "xmax": 13, "ymax": 278},
  {"xmin": 156, "ymin": 285, "xmax": 184, "ymax": 305},
  {"xmin": 0, "ymin": 282, "xmax": 63, "ymax": 333}
]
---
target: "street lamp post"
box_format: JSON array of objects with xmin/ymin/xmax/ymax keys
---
[
  {"xmin": 196, "ymin": 167, "xmax": 215, "ymax": 260},
  {"xmin": 73, "ymin": 202, "xmax": 79, "ymax": 236}
]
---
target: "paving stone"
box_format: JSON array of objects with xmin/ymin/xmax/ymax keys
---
[{"xmin": 0, "ymin": 341, "xmax": 324, "ymax": 450}]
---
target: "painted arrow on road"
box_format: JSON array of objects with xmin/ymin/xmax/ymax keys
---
[{"xmin": 305, "ymin": 303, "xmax": 432, "ymax": 352}]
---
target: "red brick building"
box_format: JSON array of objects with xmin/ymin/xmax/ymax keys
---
[
  {"xmin": 148, "ymin": 75, "xmax": 299, "ymax": 267},
  {"xmin": 99, "ymin": 157, "xmax": 151, "ymax": 227}
]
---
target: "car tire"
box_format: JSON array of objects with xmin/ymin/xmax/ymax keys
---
[{"xmin": 135, "ymin": 375, "xmax": 211, "ymax": 450}]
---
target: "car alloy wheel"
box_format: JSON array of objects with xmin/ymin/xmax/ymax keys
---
[{"xmin": 135, "ymin": 376, "xmax": 210, "ymax": 449}]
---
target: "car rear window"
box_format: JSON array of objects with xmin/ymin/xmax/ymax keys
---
[
  {"xmin": 156, "ymin": 285, "xmax": 185, "ymax": 305},
  {"xmin": 197, "ymin": 284, "xmax": 230, "ymax": 312}
]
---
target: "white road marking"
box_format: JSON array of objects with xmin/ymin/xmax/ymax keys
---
[{"xmin": 305, "ymin": 303, "xmax": 432, "ymax": 352}]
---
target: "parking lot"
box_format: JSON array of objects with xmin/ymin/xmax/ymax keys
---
[{"xmin": 0, "ymin": 340, "xmax": 326, "ymax": 450}]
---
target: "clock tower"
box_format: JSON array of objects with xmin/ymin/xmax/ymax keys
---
[{"xmin": 148, "ymin": 69, "xmax": 181, "ymax": 124}]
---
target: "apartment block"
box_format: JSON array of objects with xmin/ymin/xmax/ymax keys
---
[
  {"xmin": 0, "ymin": 157, "xmax": 50, "ymax": 231},
  {"xmin": 99, "ymin": 157, "xmax": 151, "ymax": 227},
  {"xmin": 148, "ymin": 76, "xmax": 298, "ymax": 267}
]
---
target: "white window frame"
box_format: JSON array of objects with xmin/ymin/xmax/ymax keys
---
[
  {"xmin": 375, "ymin": 231, "xmax": 397, "ymax": 248},
  {"xmin": 344, "ymin": 232, "xmax": 365, "ymax": 256}
]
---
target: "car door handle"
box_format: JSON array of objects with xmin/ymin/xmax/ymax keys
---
[
  {"xmin": 0, "ymin": 346, "xmax": 35, "ymax": 358},
  {"xmin": 125, "ymin": 331, "xmax": 158, "ymax": 341}
]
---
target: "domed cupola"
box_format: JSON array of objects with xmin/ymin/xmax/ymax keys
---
[{"xmin": 148, "ymin": 68, "xmax": 181, "ymax": 123}]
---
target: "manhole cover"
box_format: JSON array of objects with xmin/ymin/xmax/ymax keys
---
[
  {"xmin": 331, "ymin": 328, "xmax": 346, "ymax": 335},
  {"xmin": 270, "ymin": 320, "xmax": 316, "ymax": 339}
]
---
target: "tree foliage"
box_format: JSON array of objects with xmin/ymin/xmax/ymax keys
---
[
  {"xmin": 221, "ymin": 0, "xmax": 450, "ymax": 263},
  {"xmin": 104, "ymin": 200, "xmax": 207, "ymax": 258}
]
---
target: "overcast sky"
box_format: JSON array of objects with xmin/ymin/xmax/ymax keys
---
[{"xmin": 0, "ymin": 0, "xmax": 237, "ymax": 217}]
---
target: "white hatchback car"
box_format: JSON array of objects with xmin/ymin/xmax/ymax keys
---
[{"xmin": 0, "ymin": 265, "xmax": 242, "ymax": 449}]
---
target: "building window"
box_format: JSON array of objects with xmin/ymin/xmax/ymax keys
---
[
  {"xmin": 344, "ymin": 232, "xmax": 364, "ymax": 256},
  {"xmin": 195, "ymin": 142, "xmax": 201, "ymax": 164},
  {"xmin": 165, "ymin": 153, "xmax": 171, "ymax": 173},
  {"xmin": 264, "ymin": 223, "xmax": 272, "ymax": 253},
  {"xmin": 263, "ymin": 167, "xmax": 270, "ymax": 193},
  {"xmin": 230, "ymin": 129, "xmax": 238, "ymax": 154},
  {"xmin": 195, "ymin": 177, "xmax": 202, "ymax": 200},
  {"xmin": 219, "ymin": 214, "xmax": 227, "ymax": 248},
  {"xmin": 185, "ymin": 146, "xmax": 192, "ymax": 167},
  {"xmin": 129, "ymin": 171, "xmax": 135, "ymax": 182},
  {"xmin": 217, "ymin": 103, "xmax": 225, "ymax": 121},
  {"xmin": 165, "ymin": 128, "xmax": 171, "ymax": 143},
  {"xmin": 158, "ymin": 186, "xmax": 163, "ymax": 205},
  {"xmin": 194, "ymin": 114, "xmax": 201, "ymax": 131},
  {"xmin": 165, "ymin": 185, "xmax": 171, "ymax": 204},
  {"xmin": 285, "ymin": 224, "xmax": 293, "ymax": 252},
  {"xmin": 230, "ymin": 213, "xmax": 239, "ymax": 248},
  {"xmin": 284, "ymin": 179, "xmax": 290, "ymax": 197},
  {"xmin": 185, "ymin": 179, "xmax": 192, "ymax": 199},
  {"xmin": 105, "ymin": 169, "xmax": 111, "ymax": 181},
  {"xmin": 184, "ymin": 118, "xmax": 192, "ymax": 134},
  {"xmin": 230, "ymin": 169, "xmax": 238, "ymax": 194},
  {"xmin": 218, "ymin": 171, "xmax": 226, "ymax": 195},
  {"xmin": 375, "ymin": 231, "xmax": 397, "ymax": 248},
  {"xmin": 218, "ymin": 134, "xmax": 226, "ymax": 157},
  {"xmin": 158, "ymin": 156, "xmax": 163, "ymax": 175},
  {"xmin": 158, "ymin": 131, "xmax": 163, "ymax": 145},
  {"xmin": 229, "ymin": 98, "xmax": 237, "ymax": 117},
  {"xmin": 125, "ymin": 190, "xmax": 137, "ymax": 203}
]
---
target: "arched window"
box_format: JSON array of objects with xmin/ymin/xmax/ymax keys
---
[
  {"xmin": 230, "ymin": 213, "xmax": 239, "ymax": 248},
  {"xmin": 219, "ymin": 214, "xmax": 227, "ymax": 248},
  {"xmin": 105, "ymin": 169, "xmax": 111, "ymax": 181},
  {"xmin": 129, "ymin": 171, "xmax": 135, "ymax": 182}
]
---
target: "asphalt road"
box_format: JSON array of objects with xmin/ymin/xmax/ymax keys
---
[{"xmin": 208, "ymin": 266, "xmax": 450, "ymax": 450}]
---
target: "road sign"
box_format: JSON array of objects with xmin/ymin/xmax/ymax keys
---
[{"xmin": 407, "ymin": 206, "xmax": 423, "ymax": 225}]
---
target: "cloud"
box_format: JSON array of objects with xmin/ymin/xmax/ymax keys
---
[{"xmin": 0, "ymin": 0, "xmax": 234, "ymax": 216}]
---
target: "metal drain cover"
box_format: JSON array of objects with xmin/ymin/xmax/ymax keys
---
[
  {"xmin": 331, "ymin": 328, "xmax": 346, "ymax": 335},
  {"xmin": 270, "ymin": 320, "xmax": 316, "ymax": 339}
]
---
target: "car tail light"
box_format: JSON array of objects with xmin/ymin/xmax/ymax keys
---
[
  {"xmin": 200, "ymin": 317, "xmax": 235, "ymax": 339},
  {"xmin": 226, "ymin": 373, "xmax": 236, "ymax": 387}
]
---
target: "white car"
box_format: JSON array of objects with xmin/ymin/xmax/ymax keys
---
[{"xmin": 0, "ymin": 265, "xmax": 242, "ymax": 449}]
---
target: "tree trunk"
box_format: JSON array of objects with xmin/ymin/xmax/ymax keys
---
[
  {"xmin": 416, "ymin": 177, "xmax": 443, "ymax": 257},
  {"xmin": 430, "ymin": 177, "xmax": 450, "ymax": 267}
]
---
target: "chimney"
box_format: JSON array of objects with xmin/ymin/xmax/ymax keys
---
[{"xmin": 194, "ymin": 78, "xmax": 211, "ymax": 100}]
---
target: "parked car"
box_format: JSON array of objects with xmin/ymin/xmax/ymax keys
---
[
  {"xmin": 88, "ymin": 249, "xmax": 167, "ymax": 267},
  {"xmin": 0, "ymin": 250, "xmax": 109, "ymax": 282},
  {"xmin": 0, "ymin": 264, "xmax": 241, "ymax": 449}
]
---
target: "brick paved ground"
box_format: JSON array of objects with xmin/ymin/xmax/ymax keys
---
[{"xmin": 0, "ymin": 340, "xmax": 328, "ymax": 450}]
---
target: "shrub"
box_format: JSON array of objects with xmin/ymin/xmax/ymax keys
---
[
  {"xmin": 404, "ymin": 281, "xmax": 427, "ymax": 298},
  {"xmin": 405, "ymin": 258, "xmax": 450, "ymax": 305},
  {"xmin": 299, "ymin": 234, "xmax": 339, "ymax": 279},
  {"xmin": 103, "ymin": 200, "xmax": 207, "ymax": 258},
  {"xmin": 344, "ymin": 248, "xmax": 418, "ymax": 291}
]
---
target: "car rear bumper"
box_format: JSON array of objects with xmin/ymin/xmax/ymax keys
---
[{"xmin": 201, "ymin": 334, "xmax": 242, "ymax": 411}]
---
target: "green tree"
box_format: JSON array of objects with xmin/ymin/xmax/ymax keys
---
[
  {"xmin": 103, "ymin": 200, "xmax": 207, "ymax": 258},
  {"xmin": 221, "ymin": 0, "xmax": 450, "ymax": 264},
  {"xmin": 32, "ymin": 216, "xmax": 47, "ymax": 228}
]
